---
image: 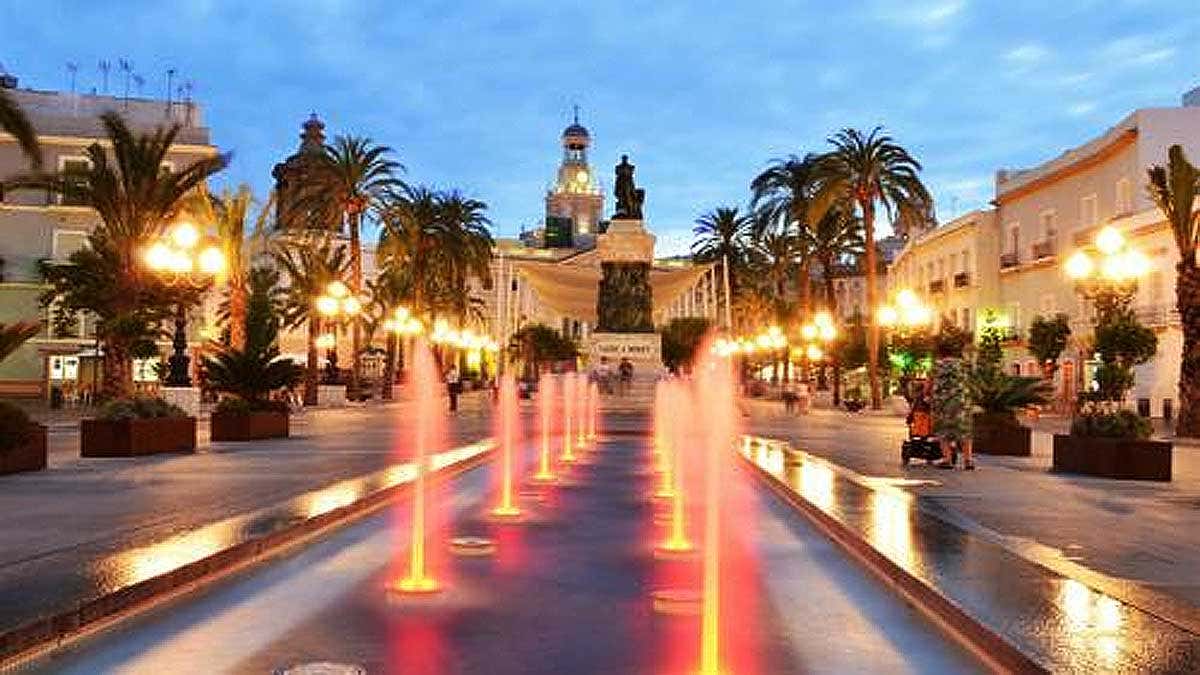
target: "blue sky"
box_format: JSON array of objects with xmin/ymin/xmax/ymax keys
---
[{"xmin": 2, "ymin": 1, "xmax": 1197, "ymax": 254}]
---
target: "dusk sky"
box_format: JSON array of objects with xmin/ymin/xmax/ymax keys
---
[{"xmin": 2, "ymin": 1, "xmax": 1197, "ymax": 254}]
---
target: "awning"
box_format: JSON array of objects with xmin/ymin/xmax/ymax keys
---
[{"xmin": 513, "ymin": 260, "xmax": 714, "ymax": 324}]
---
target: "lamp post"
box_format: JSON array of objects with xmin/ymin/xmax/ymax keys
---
[
  {"xmin": 1064, "ymin": 225, "xmax": 1149, "ymax": 321},
  {"xmin": 144, "ymin": 221, "xmax": 225, "ymax": 387},
  {"xmin": 800, "ymin": 311, "xmax": 838, "ymax": 391},
  {"xmin": 876, "ymin": 289, "xmax": 933, "ymax": 400},
  {"xmin": 315, "ymin": 280, "xmax": 362, "ymax": 388},
  {"xmin": 382, "ymin": 306, "xmax": 424, "ymax": 399},
  {"xmin": 1064, "ymin": 225, "xmax": 1149, "ymax": 399}
]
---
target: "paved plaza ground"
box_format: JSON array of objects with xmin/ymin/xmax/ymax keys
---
[
  {"xmin": 0, "ymin": 394, "xmax": 496, "ymax": 641},
  {"xmin": 743, "ymin": 400, "xmax": 1200, "ymax": 619}
]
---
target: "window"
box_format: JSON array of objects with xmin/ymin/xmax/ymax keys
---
[
  {"xmin": 1006, "ymin": 301, "xmax": 1021, "ymax": 331},
  {"xmin": 58, "ymin": 157, "xmax": 91, "ymax": 206},
  {"xmin": 133, "ymin": 357, "xmax": 161, "ymax": 383},
  {"xmin": 1038, "ymin": 210, "xmax": 1057, "ymax": 241},
  {"xmin": 49, "ymin": 355, "xmax": 80, "ymax": 381},
  {"xmin": 1080, "ymin": 194, "xmax": 1098, "ymax": 228},
  {"xmin": 52, "ymin": 229, "xmax": 89, "ymax": 261},
  {"xmin": 1116, "ymin": 177, "xmax": 1133, "ymax": 216},
  {"xmin": 1006, "ymin": 223, "xmax": 1020, "ymax": 254}
]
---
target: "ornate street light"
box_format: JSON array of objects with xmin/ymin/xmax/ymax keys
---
[
  {"xmin": 314, "ymin": 280, "xmax": 362, "ymax": 385},
  {"xmin": 1064, "ymin": 225, "xmax": 1149, "ymax": 318},
  {"xmin": 144, "ymin": 221, "xmax": 225, "ymax": 387},
  {"xmin": 877, "ymin": 288, "xmax": 933, "ymax": 331}
]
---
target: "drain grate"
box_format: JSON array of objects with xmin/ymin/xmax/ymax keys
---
[{"xmin": 276, "ymin": 662, "xmax": 366, "ymax": 675}]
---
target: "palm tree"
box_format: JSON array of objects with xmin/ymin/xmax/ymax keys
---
[
  {"xmin": 273, "ymin": 236, "xmax": 349, "ymax": 405},
  {"xmin": 0, "ymin": 87, "xmax": 40, "ymax": 169},
  {"xmin": 811, "ymin": 127, "xmax": 933, "ymax": 409},
  {"xmin": 304, "ymin": 136, "xmax": 403, "ymax": 393},
  {"xmin": 751, "ymin": 154, "xmax": 823, "ymax": 321},
  {"xmin": 0, "ymin": 321, "xmax": 41, "ymax": 363},
  {"xmin": 184, "ymin": 185, "xmax": 273, "ymax": 350},
  {"xmin": 692, "ymin": 206, "xmax": 751, "ymax": 300},
  {"xmin": 27, "ymin": 112, "xmax": 229, "ymax": 399},
  {"xmin": 367, "ymin": 266, "xmax": 414, "ymax": 400},
  {"xmin": 805, "ymin": 205, "xmax": 864, "ymax": 404},
  {"xmin": 436, "ymin": 190, "xmax": 494, "ymax": 322},
  {"xmin": 378, "ymin": 185, "xmax": 445, "ymax": 315},
  {"xmin": 1147, "ymin": 144, "xmax": 1200, "ymax": 436}
]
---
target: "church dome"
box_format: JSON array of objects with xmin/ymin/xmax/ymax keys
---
[{"xmin": 562, "ymin": 122, "xmax": 590, "ymax": 139}]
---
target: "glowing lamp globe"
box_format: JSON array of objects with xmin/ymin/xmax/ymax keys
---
[
  {"xmin": 326, "ymin": 281, "xmax": 349, "ymax": 299},
  {"xmin": 145, "ymin": 243, "xmax": 173, "ymax": 271},
  {"xmin": 800, "ymin": 324, "xmax": 818, "ymax": 341},
  {"xmin": 316, "ymin": 296, "xmax": 340, "ymax": 317},
  {"xmin": 171, "ymin": 222, "xmax": 200, "ymax": 249},
  {"xmin": 1095, "ymin": 226, "xmax": 1124, "ymax": 256},
  {"xmin": 1064, "ymin": 251, "xmax": 1094, "ymax": 281},
  {"xmin": 198, "ymin": 246, "xmax": 225, "ymax": 274},
  {"xmin": 896, "ymin": 289, "xmax": 918, "ymax": 308},
  {"xmin": 805, "ymin": 344, "xmax": 824, "ymax": 361},
  {"xmin": 878, "ymin": 306, "xmax": 899, "ymax": 327}
]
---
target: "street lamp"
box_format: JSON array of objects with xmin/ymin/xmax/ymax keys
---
[
  {"xmin": 1064, "ymin": 225, "xmax": 1149, "ymax": 318},
  {"xmin": 800, "ymin": 311, "xmax": 838, "ymax": 389},
  {"xmin": 314, "ymin": 280, "xmax": 362, "ymax": 385},
  {"xmin": 144, "ymin": 221, "xmax": 225, "ymax": 386}
]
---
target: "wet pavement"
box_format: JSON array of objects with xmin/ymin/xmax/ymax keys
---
[
  {"xmin": 742, "ymin": 436, "xmax": 1200, "ymax": 673},
  {"xmin": 0, "ymin": 400, "xmax": 497, "ymax": 652},
  {"xmin": 30, "ymin": 415, "xmax": 982, "ymax": 674},
  {"xmin": 745, "ymin": 403, "xmax": 1200, "ymax": 615}
]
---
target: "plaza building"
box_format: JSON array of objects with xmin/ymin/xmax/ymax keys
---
[
  {"xmin": 0, "ymin": 75, "xmax": 219, "ymax": 400},
  {"xmin": 887, "ymin": 209, "xmax": 1000, "ymax": 334},
  {"xmin": 827, "ymin": 234, "xmax": 904, "ymax": 323},
  {"xmin": 889, "ymin": 88, "xmax": 1200, "ymax": 416}
]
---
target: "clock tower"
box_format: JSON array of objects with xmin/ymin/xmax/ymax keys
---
[{"xmin": 545, "ymin": 109, "xmax": 603, "ymax": 242}]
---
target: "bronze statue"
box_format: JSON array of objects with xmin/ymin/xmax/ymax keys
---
[{"xmin": 612, "ymin": 154, "xmax": 645, "ymax": 220}]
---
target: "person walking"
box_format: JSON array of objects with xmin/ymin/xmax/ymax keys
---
[
  {"xmin": 932, "ymin": 342, "xmax": 974, "ymax": 470},
  {"xmin": 446, "ymin": 365, "xmax": 461, "ymax": 413},
  {"xmin": 618, "ymin": 357, "xmax": 634, "ymax": 397}
]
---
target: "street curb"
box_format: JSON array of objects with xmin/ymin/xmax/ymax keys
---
[
  {"xmin": 0, "ymin": 441, "xmax": 495, "ymax": 670},
  {"xmin": 739, "ymin": 451, "xmax": 1047, "ymax": 675}
]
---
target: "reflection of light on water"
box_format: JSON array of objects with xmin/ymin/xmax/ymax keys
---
[
  {"xmin": 115, "ymin": 525, "xmax": 234, "ymax": 586},
  {"xmin": 1058, "ymin": 579, "xmax": 1127, "ymax": 668},
  {"xmin": 798, "ymin": 461, "xmax": 834, "ymax": 512},
  {"xmin": 384, "ymin": 464, "xmax": 418, "ymax": 488},
  {"xmin": 870, "ymin": 491, "xmax": 915, "ymax": 569},
  {"xmin": 305, "ymin": 482, "xmax": 361, "ymax": 518},
  {"xmin": 431, "ymin": 440, "xmax": 493, "ymax": 471},
  {"xmin": 759, "ymin": 444, "xmax": 785, "ymax": 477}
]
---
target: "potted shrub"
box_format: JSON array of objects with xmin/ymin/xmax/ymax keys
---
[
  {"xmin": 81, "ymin": 395, "xmax": 196, "ymax": 457},
  {"xmin": 0, "ymin": 401, "xmax": 47, "ymax": 475},
  {"xmin": 971, "ymin": 370, "xmax": 1049, "ymax": 456},
  {"xmin": 204, "ymin": 275, "xmax": 302, "ymax": 442},
  {"xmin": 1053, "ymin": 402, "xmax": 1170, "ymax": 480},
  {"xmin": 1052, "ymin": 301, "xmax": 1166, "ymax": 480}
]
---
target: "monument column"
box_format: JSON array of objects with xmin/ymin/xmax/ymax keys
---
[{"xmin": 591, "ymin": 154, "xmax": 662, "ymax": 373}]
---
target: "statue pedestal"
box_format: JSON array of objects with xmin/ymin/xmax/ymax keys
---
[
  {"xmin": 597, "ymin": 218, "xmax": 655, "ymax": 263},
  {"xmin": 588, "ymin": 333, "xmax": 662, "ymax": 372}
]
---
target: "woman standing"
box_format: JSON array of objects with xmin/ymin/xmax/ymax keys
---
[{"xmin": 932, "ymin": 341, "xmax": 975, "ymax": 470}]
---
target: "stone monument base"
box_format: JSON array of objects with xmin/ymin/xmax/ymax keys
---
[{"xmin": 588, "ymin": 332, "xmax": 662, "ymax": 372}]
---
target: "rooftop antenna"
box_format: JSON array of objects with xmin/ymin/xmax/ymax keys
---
[
  {"xmin": 181, "ymin": 80, "xmax": 194, "ymax": 125},
  {"xmin": 98, "ymin": 60, "xmax": 111, "ymax": 94},
  {"xmin": 573, "ymin": 103, "xmax": 580, "ymax": 125},
  {"xmin": 118, "ymin": 58, "xmax": 132, "ymax": 109},
  {"xmin": 66, "ymin": 62, "xmax": 78, "ymax": 94},
  {"xmin": 165, "ymin": 68, "xmax": 176, "ymax": 117}
]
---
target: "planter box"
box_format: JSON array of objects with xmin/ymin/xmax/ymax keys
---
[
  {"xmin": 210, "ymin": 411, "xmax": 289, "ymax": 441},
  {"xmin": 81, "ymin": 417, "xmax": 196, "ymax": 457},
  {"xmin": 317, "ymin": 384, "xmax": 346, "ymax": 407},
  {"xmin": 0, "ymin": 424, "xmax": 47, "ymax": 475},
  {"xmin": 972, "ymin": 414, "xmax": 1032, "ymax": 456},
  {"xmin": 1052, "ymin": 434, "xmax": 1172, "ymax": 481}
]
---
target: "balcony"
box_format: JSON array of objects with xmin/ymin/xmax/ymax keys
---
[
  {"xmin": 1000, "ymin": 252, "xmax": 1020, "ymax": 269},
  {"xmin": 1031, "ymin": 238, "xmax": 1056, "ymax": 260},
  {"xmin": 953, "ymin": 272, "xmax": 970, "ymax": 288},
  {"xmin": 1135, "ymin": 304, "xmax": 1181, "ymax": 328}
]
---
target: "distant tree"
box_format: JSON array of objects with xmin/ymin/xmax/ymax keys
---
[
  {"xmin": 661, "ymin": 317, "xmax": 711, "ymax": 373},
  {"xmin": 691, "ymin": 206, "xmax": 751, "ymax": 294},
  {"xmin": 0, "ymin": 321, "xmax": 41, "ymax": 364},
  {"xmin": 751, "ymin": 154, "xmax": 821, "ymax": 320},
  {"xmin": 508, "ymin": 324, "xmax": 577, "ymax": 377},
  {"xmin": 1027, "ymin": 313, "xmax": 1071, "ymax": 380},
  {"xmin": 1090, "ymin": 308, "xmax": 1157, "ymax": 403}
]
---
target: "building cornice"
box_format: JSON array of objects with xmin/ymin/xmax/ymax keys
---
[
  {"xmin": 0, "ymin": 131, "xmax": 216, "ymax": 155},
  {"xmin": 995, "ymin": 127, "xmax": 1137, "ymax": 204}
]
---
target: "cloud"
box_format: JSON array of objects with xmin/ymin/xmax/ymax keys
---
[
  {"xmin": 1067, "ymin": 101, "xmax": 1097, "ymax": 117},
  {"xmin": 1004, "ymin": 44, "xmax": 1050, "ymax": 64}
]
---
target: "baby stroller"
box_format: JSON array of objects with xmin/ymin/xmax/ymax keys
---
[{"xmin": 901, "ymin": 399, "xmax": 956, "ymax": 466}]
